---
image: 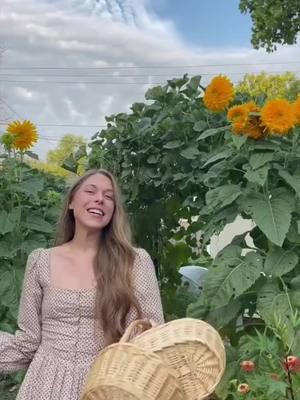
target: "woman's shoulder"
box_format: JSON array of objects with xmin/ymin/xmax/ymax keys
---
[
  {"xmin": 133, "ymin": 247, "xmax": 154, "ymax": 269},
  {"xmin": 133, "ymin": 247, "xmax": 151, "ymax": 259}
]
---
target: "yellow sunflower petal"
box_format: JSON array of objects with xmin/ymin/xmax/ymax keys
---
[
  {"xmin": 7, "ymin": 120, "xmax": 39, "ymax": 151},
  {"xmin": 203, "ymin": 75, "xmax": 234, "ymax": 112},
  {"xmin": 261, "ymin": 99, "xmax": 296, "ymax": 135}
]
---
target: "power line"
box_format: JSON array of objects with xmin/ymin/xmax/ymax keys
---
[
  {"xmin": 1, "ymin": 69, "xmax": 300, "ymax": 78},
  {"xmin": 1, "ymin": 70, "xmax": 299, "ymax": 86},
  {"xmin": 0, "ymin": 122, "xmax": 105, "ymax": 128},
  {"xmin": 1, "ymin": 61, "xmax": 300, "ymax": 70}
]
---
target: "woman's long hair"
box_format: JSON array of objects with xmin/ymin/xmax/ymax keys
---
[{"xmin": 55, "ymin": 169, "xmax": 142, "ymax": 343}]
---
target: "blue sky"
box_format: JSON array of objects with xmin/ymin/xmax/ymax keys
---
[{"xmin": 151, "ymin": 0, "xmax": 253, "ymax": 48}]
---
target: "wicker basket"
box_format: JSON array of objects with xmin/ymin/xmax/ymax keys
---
[
  {"xmin": 130, "ymin": 318, "xmax": 226, "ymax": 400},
  {"xmin": 81, "ymin": 321, "xmax": 185, "ymax": 400}
]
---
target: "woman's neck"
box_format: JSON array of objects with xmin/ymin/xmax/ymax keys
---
[{"xmin": 68, "ymin": 229, "xmax": 101, "ymax": 256}]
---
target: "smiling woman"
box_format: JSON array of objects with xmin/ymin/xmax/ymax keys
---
[{"xmin": 0, "ymin": 169, "xmax": 164, "ymax": 400}]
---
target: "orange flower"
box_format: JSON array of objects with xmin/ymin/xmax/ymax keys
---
[
  {"xmin": 240, "ymin": 360, "xmax": 255, "ymax": 373},
  {"xmin": 7, "ymin": 120, "xmax": 38, "ymax": 151},
  {"xmin": 293, "ymin": 96, "xmax": 300, "ymax": 125},
  {"xmin": 227, "ymin": 104, "xmax": 249, "ymax": 134},
  {"xmin": 238, "ymin": 383, "xmax": 250, "ymax": 394},
  {"xmin": 203, "ymin": 75, "xmax": 234, "ymax": 112},
  {"xmin": 227, "ymin": 101, "xmax": 263, "ymax": 139},
  {"xmin": 245, "ymin": 116, "xmax": 265, "ymax": 140},
  {"xmin": 261, "ymin": 99, "xmax": 296, "ymax": 135}
]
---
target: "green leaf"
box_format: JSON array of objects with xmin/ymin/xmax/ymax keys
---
[
  {"xmin": 180, "ymin": 147, "xmax": 200, "ymax": 160},
  {"xmin": 206, "ymin": 185, "xmax": 242, "ymax": 210},
  {"xmin": 207, "ymin": 299, "xmax": 242, "ymax": 328},
  {"xmin": 204, "ymin": 251, "xmax": 262, "ymax": 307},
  {"xmin": 0, "ymin": 269, "xmax": 19, "ymax": 316},
  {"xmin": 231, "ymin": 134, "xmax": 247, "ymax": 149},
  {"xmin": 147, "ymin": 155, "xmax": 159, "ymax": 164},
  {"xmin": 249, "ymin": 152, "xmax": 274, "ymax": 169},
  {"xmin": 12, "ymin": 177, "xmax": 44, "ymax": 196},
  {"xmin": 197, "ymin": 126, "xmax": 229, "ymax": 140},
  {"xmin": 188, "ymin": 75, "xmax": 201, "ymax": 90},
  {"xmin": 264, "ymin": 247, "xmax": 298, "ymax": 277},
  {"xmin": 202, "ymin": 148, "xmax": 232, "ymax": 168},
  {"xmin": 239, "ymin": 190, "xmax": 295, "ymax": 246},
  {"xmin": 193, "ymin": 121, "xmax": 207, "ymax": 132},
  {"xmin": 278, "ymin": 169, "xmax": 300, "ymax": 198},
  {"xmin": 257, "ymin": 282, "xmax": 295, "ymax": 347},
  {"xmin": 163, "ymin": 140, "xmax": 182, "ymax": 149},
  {"xmin": 24, "ymin": 216, "xmax": 53, "ymax": 233},
  {"xmin": 0, "ymin": 209, "xmax": 21, "ymax": 235},
  {"xmin": 244, "ymin": 165, "xmax": 269, "ymax": 186}
]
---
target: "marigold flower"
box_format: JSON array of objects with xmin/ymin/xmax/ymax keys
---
[
  {"xmin": 261, "ymin": 99, "xmax": 296, "ymax": 135},
  {"xmin": 283, "ymin": 355, "xmax": 300, "ymax": 373},
  {"xmin": 240, "ymin": 360, "xmax": 255, "ymax": 372},
  {"xmin": 7, "ymin": 119, "xmax": 38, "ymax": 151},
  {"xmin": 238, "ymin": 383, "xmax": 250, "ymax": 394},
  {"xmin": 293, "ymin": 96, "xmax": 300, "ymax": 125},
  {"xmin": 204, "ymin": 75, "xmax": 234, "ymax": 112}
]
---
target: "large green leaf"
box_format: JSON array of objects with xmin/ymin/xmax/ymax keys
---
[
  {"xmin": 257, "ymin": 282, "xmax": 296, "ymax": 347},
  {"xmin": 163, "ymin": 140, "xmax": 182, "ymax": 149},
  {"xmin": 204, "ymin": 251, "xmax": 263, "ymax": 307},
  {"xmin": 207, "ymin": 299, "xmax": 242, "ymax": 328},
  {"xmin": 239, "ymin": 189, "xmax": 295, "ymax": 246},
  {"xmin": 264, "ymin": 247, "xmax": 298, "ymax": 277},
  {"xmin": 202, "ymin": 149, "xmax": 232, "ymax": 168},
  {"xmin": 12, "ymin": 177, "xmax": 44, "ymax": 196},
  {"xmin": 24, "ymin": 216, "xmax": 53, "ymax": 233},
  {"xmin": 206, "ymin": 185, "xmax": 241, "ymax": 210},
  {"xmin": 244, "ymin": 165, "xmax": 269, "ymax": 186},
  {"xmin": 249, "ymin": 152, "xmax": 274, "ymax": 169},
  {"xmin": 0, "ymin": 270, "xmax": 19, "ymax": 317},
  {"xmin": 0, "ymin": 208, "xmax": 21, "ymax": 235},
  {"xmin": 180, "ymin": 147, "xmax": 200, "ymax": 160},
  {"xmin": 278, "ymin": 169, "xmax": 300, "ymax": 198},
  {"xmin": 197, "ymin": 126, "xmax": 229, "ymax": 140}
]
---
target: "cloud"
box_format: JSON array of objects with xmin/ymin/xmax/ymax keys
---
[{"xmin": 0, "ymin": 0, "xmax": 299, "ymax": 159}]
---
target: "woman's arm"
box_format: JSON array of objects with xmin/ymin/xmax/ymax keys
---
[
  {"xmin": 127, "ymin": 248, "xmax": 165, "ymax": 326},
  {"xmin": 0, "ymin": 249, "xmax": 43, "ymax": 372}
]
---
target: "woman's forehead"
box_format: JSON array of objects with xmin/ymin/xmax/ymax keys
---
[{"xmin": 82, "ymin": 173, "xmax": 113, "ymax": 190}]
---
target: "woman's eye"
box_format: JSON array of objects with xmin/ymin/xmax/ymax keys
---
[
  {"xmin": 105, "ymin": 194, "xmax": 114, "ymax": 200},
  {"xmin": 86, "ymin": 190, "xmax": 94, "ymax": 194}
]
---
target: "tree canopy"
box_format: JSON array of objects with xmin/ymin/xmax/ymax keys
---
[{"xmin": 239, "ymin": 0, "xmax": 300, "ymax": 51}]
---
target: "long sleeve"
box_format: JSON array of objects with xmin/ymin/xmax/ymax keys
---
[
  {"xmin": 126, "ymin": 248, "xmax": 165, "ymax": 327},
  {"xmin": 0, "ymin": 249, "xmax": 43, "ymax": 372}
]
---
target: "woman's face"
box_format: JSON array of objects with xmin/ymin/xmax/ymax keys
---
[{"xmin": 69, "ymin": 173, "xmax": 115, "ymax": 232}]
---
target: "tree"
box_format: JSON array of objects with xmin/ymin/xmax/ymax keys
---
[
  {"xmin": 236, "ymin": 71, "xmax": 300, "ymax": 100},
  {"xmin": 239, "ymin": 0, "xmax": 300, "ymax": 51},
  {"xmin": 47, "ymin": 134, "xmax": 86, "ymax": 165}
]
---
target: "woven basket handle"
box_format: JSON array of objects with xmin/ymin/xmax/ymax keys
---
[{"xmin": 120, "ymin": 319, "xmax": 157, "ymax": 343}]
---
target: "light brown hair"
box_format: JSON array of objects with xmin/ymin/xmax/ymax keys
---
[{"xmin": 55, "ymin": 169, "xmax": 142, "ymax": 343}]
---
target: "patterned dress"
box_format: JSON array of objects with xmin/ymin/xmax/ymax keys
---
[{"xmin": 0, "ymin": 248, "xmax": 164, "ymax": 400}]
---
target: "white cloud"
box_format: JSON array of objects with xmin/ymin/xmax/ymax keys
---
[{"xmin": 0, "ymin": 0, "xmax": 299, "ymax": 159}]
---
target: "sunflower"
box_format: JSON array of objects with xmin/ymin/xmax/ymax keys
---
[
  {"xmin": 227, "ymin": 102, "xmax": 260, "ymax": 136},
  {"xmin": 7, "ymin": 120, "xmax": 38, "ymax": 151},
  {"xmin": 293, "ymin": 96, "xmax": 300, "ymax": 125},
  {"xmin": 261, "ymin": 99, "xmax": 296, "ymax": 135},
  {"xmin": 245, "ymin": 116, "xmax": 264, "ymax": 140},
  {"xmin": 203, "ymin": 75, "xmax": 234, "ymax": 112}
]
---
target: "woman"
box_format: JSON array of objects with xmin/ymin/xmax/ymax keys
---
[{"xmin": 0, "ymin": 169, "xmax": 164, "ymax": 400}]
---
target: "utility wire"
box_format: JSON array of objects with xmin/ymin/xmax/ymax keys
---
[{"xmin": 1, "ymin": 61, "xmax": 300, "ymax": 70}]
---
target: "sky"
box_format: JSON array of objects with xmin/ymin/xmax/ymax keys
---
[{"xmin": 0, "ymin": 0, "xmax": 299, "ymax": 159}]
